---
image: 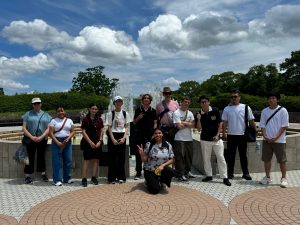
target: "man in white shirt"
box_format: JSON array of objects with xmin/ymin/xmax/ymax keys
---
[
  {"xmin": 222, "ymin": 90, "xmax": 256, "ymax": 180},
  {"xmin": 259, "ymin": 93, "xmax": 289, "ymax": 188},
  {"xmin": 173, "ymin": 96, "xmax": 195, "ymax": 181}
]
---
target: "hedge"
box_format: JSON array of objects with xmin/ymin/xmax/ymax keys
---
[{"xmin": 0, "ymin": 92, "xmax": 109, "ymax": 113}]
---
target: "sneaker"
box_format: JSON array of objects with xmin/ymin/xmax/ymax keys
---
[
  {"xmin": 178, "ymin": 175, "xmax": 189, "ymax": 182},
  {"xmin": 259, "ymin": 176, "xmax": 272, "ymax": 185},
  {"xmin": 63, "ymin": 179, "xmax": 73, "ymax": 184},
  {"xmin": 242, "ymin": 174, "xmax": 252, "ymax": 180},
  {"xmin": 91, "ymin": 176, "xmax": 98, "ymax": 185},
  {"xmin": 280, "ymin": 178, "xmax": 288, "ymax": 188},
  {"xmin": 41, "ymin": 174, "xmax": 49, "ymax": 182},
  {"xmin": 54, "ymin": 181, "xmax": 62, "ymax": 186},
  {"xmin": 202, "ymin": 176, "xmax": 213, "ymax": 182},
  {"xmin": 118, "ymin": 179, "xmax": 125, "ymax": 184},
  {"xmin": 160, "ymin": 183, "xmax": 167, "ymax": 191},
  {"xmin": 223, "ymin": 178, "xmax": 231, "ymax": 186},
  {"xmin": 25, "ymin": 176, "xmax": 33, "ymax": 184},
  {"xmin": 108, "ymin": 180, "xmax": 116, "ymax": 184},
  {"xmin": 81, "ymin": 178, "xmax": 87, "ymax": 187},
  {"xmin": 134, "ymin": 175, "xmax": 141, "ymax": 180},
  {"xmin": 186, "ymin": 172, "xmax": 196, "ymax": 179}
]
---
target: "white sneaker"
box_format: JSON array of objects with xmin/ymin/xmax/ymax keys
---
[
  {"xmin": 160, "ymin": 183, "xmax": 167, "ymax": 191},
  {"xmin": 280, "ymin": 178, "xmax": 288, "ymax": 188},
  {"xmin": 54, "ymin": 181, "xmax": 62, "ymax": 186},
  {"xmin": 259, "ymin": 176, "xmax": 272, "ymax": 185}
]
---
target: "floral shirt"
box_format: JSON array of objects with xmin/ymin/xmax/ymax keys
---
[{"xmin": 143, "ymin": 141, "xmax": 174, "ymax": 171}]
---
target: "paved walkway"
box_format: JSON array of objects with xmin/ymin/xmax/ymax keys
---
[{"xmin": 1, "ymin": 157, "xmax": 300, "ymax": 225}]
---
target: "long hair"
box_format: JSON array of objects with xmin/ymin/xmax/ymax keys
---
[
  {"xmin": 149, "ymin": 128, "xmax": 169, "ymax": 149},
  {"xmin": 86, "ymin": 103, "xmax": 100, "ymax": 120}
]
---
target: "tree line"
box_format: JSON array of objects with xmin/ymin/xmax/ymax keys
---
[{"xmin": 173, "ymin": 50, "xmax": 300, "ymax": 110}]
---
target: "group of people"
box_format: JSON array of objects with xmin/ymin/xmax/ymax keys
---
[{"xmin": 21, "ymin": 86, "xmax": 289, "ymax": 194}]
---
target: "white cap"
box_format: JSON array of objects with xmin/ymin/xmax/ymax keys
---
[
  {"xmin": 113, "ymin": 96, "xmax": 123, "ymax": 102},
  {"xmin": 32, "ymin": 97, "xmax": 41, "ymax": 104}
]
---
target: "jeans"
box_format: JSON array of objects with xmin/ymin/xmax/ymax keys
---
[{"xmin": 51, "ymin": 137, "xmax": 72, "ymax": 183}]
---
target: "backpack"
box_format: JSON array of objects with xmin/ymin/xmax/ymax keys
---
[{"xmin": 106, "ymin": 110, "xmax": 126, "ymax": 136}]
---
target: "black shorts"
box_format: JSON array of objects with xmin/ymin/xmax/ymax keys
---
[{"xmin": 83, "ymin": 146, "xmax": 101, "ymax": 160}]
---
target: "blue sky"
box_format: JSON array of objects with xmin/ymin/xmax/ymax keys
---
[{"xmin": 0, "ymin": 0, "xmax": 300, "ymax": 96}]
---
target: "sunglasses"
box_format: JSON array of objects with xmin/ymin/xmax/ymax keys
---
[
  {"xmin": 163, "ymin": 92, "xmax": 172, "ymax": 95},
  {"xmin": 33, "ymin": 102, "xmax": 41, "ymax": 105}
]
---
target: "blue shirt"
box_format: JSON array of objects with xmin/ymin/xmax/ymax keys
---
[{"xmin": 22, "ymin": 110, "xmax": 52, "ymax": 137}]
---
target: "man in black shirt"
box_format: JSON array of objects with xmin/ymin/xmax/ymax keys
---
[
  {"xmin": 196, "ymin": 96, "xmax": 231, "ymax": 186},
  {"xmin": 133, "ymin": 94, "xmax": 157, "ymax": 179}
]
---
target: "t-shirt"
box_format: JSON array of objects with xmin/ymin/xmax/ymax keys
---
[
  {"xmin": 222, "ymin": 103, "xmax": 254, "ymax": 135},
  {"xmin": 156, "ymin": 100, "xmax": 179, "ymax": 127},
  {"xmin": 259, "ymin": 105, "xmax": 289, "ymax": 143},
  {"xmin": 49, "ymin": 118, "xmax": 74, "ymax": 138},
  {"xmin": 173, "ymin": 109, "xmax": 194, "ymax": 141},
  {"xmin": 107, "ymin": 110, "xmax": 129, "ymax": 133},
  {"xmin": 143, "ymin": 142, "xmax": 174, "ymax": 171},
  {"xmin": 134, "ymin": 106, "xmax": 156, "ymax": 137},
  {"xmin": 200, "ymin": 107, "xmax": 221, "ymax": 141},
  {"xmin": 22, "ymin": 110, "xmax": 52, "ymax": 137}
]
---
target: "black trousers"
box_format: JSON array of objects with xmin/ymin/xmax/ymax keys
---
[
  {"xmin": 24, "ymin": 139, "xmax": 48, "ymax": 175},
  {"xmin": 224, "ymin": 135, "xmax": 249, "ymax": 176},
  {"xmin": 144, "ymin": 166, "xmax": 174, "ymax": 194},
  {"xmin": 107, "ymin": 132, "xmax": 126, "ymax": 182}
]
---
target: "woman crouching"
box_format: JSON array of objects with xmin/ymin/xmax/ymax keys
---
[{"xmin": 137, "ymin": 128, "xmax": 174, "ymax": 194}]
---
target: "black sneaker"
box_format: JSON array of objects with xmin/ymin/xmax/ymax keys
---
[
  {"xmin": 186, "ymin": 172, "xmax": 196, "ymax": 179},
  {"xmin": 223, "ymin": 178, "xmax": 232, "ymax": 186},
  {"xmin": 91, "ymin": 176, "xmax": 98, "ymax": 185},
  {"xmin": 242, "ymin": 174, "xmax": 252, "ymax": 180},
  {"xmin": 25, "ymin": 176, "xmax": 33, "ymax": 184},
  {"xmin": 202, "ymin": 176, "xmax": 213, "ymax": 182},
  {"xmin": 41, "ymin": 174, "xmax": 49, "ymax": 182},
  {"xmin": 82, "ymin": 178, "xmax": 87, "ymax": 187}
]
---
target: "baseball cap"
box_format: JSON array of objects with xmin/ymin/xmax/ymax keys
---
[
  {"xmin": 113, "ymin": 96, "xmax": 123, "ymax": 102},
  {"xmin": 32, "ymin": 97, "xmax": 42, "ymax": 104}
]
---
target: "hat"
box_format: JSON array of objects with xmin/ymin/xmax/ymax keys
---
[
  {"xmin": 162, "ymin": 87, "xmax": 172, "ymax": 93},
  {"xmin": 113, "ymin": 96, "xmax": 123, "ymax": 102},
  {"xmin": 32, "ymin": 97, "xmax": 41, "ymax": 104}
]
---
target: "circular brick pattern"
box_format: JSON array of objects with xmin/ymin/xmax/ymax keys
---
[
  {"xmin": 19, "ymin": 183, "xmax": 230, "ymax": 225},
  {"xmin": 0, "ymin": 215, "xmax": 18, "ymax": 225},
  {"xmin": 229, "ymin": 187, "xmax": 300, "ymax": 225}
]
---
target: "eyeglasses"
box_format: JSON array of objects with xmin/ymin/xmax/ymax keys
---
[
  {"xmin": 230, "ymin": 95, "xmax": 239, "ymax": 99},
  {"xmin": 163, "ymin": 92, "xmax": 172, "ymax": 95}
]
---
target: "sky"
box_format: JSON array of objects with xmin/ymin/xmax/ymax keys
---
[{"xmin": 0, "ymin": 0, "xmax": 300, "ymax": 96}]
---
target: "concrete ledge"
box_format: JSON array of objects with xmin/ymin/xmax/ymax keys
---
[{"xmin": 0, "ymin": 140, "xmax": 129, "ymax": 179}]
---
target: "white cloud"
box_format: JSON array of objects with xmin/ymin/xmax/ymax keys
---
[
  {"xmin": 162, "ymin": 77, "xmax": 181, "ymax": 86},
  {"xmin": 1, "ymin": 19, "xmax": 71, "ymax": 50},
  {"xmin": 66, "ymin": 26, "xmax": 142, "ymax": 63},
  {"xmin": 249, "ymin": 5, "xmax": 300, "ymax": 39},
  {"xmin": 0, "ymin": 53, "xmax": 56, "ymax": 90},
  {"xmin": 0, "ymin": 79, "xmax": 29, "ymax": 89},
  {"xmin": 138, "ymin": 13, "xmax": 248, "ymax": 52}
]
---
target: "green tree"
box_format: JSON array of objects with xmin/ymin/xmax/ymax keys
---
[
  {"xmin": 70, "ymin": 66, "xmax": 119, "ymax": 96},
  {"xmin": 0, "ymin": 88, "xmax": 4, "ymax": 96},
  {"xmin": 280, "ymin": 50, "xmax": 300, "ymax": 96}
]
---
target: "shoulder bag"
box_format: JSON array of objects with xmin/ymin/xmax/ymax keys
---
[{"xmin": 244, "ymin": 105, "xmax": 256, "ymax": 142}]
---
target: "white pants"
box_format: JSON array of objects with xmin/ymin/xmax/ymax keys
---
[{"xmin": 200, "ymin": 139, "xmax": 227, "ymax": 178}]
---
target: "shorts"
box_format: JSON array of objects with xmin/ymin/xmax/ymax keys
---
[{"xmin": 261, "ymin": 141, "xmax": 287, "ymax": 163}]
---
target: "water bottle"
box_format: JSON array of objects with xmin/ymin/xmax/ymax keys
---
[{"xmin": 255, "ymin": 141, "xmax": 261, "ymax": 154}]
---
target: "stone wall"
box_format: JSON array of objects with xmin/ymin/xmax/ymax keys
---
[
  {"xmin": 0, "ymin": 140, "xmax": 129, "ymax": 179},
  {"xmin": 192, "ymin": 134, "xmax": 300, "ymax": 175}
]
